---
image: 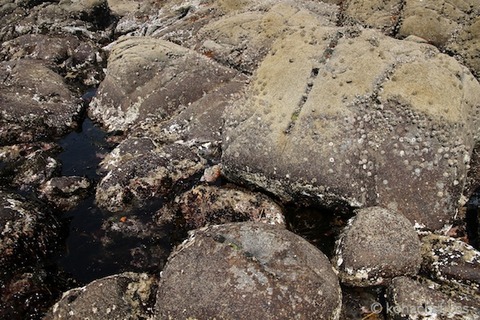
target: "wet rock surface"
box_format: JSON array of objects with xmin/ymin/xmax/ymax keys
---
[
  {"xmin": 333, "ymin": 207, "xmax": 422, "ymax": 286},
  {"xmin": 1, "ymin": 0, "xmax": 480, "ymax": 318},
  {"xmin": 155, "ymin": 222, "xmax": 342, "ymax": 319}
]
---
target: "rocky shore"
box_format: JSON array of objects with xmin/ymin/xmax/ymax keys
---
[{"xmin": 1, "ymin": 0, "xmax": 480, "ymax": 319}]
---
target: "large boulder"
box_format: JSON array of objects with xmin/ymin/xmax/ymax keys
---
[
  {"xmin": 222, "ymin": 25, "xmax": 480, "ymax": 231},
  {"xmin": 0, "ymin": 60, "xmax": 83, "ymax": 145},
  {"xmin": 89, "ymin": 36, "xmax": 238, "ymax": 132},
  {"xmin": 154, "ymin": 222, "xmax": 342, "ymax": 319}
]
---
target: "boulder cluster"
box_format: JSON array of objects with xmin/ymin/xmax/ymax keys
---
[{"xmin": 1, "ymin": 0, "xmax": 480, "ymax": 319}]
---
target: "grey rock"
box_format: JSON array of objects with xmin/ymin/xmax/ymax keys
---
[
  {"xmin": 333, "ymin": 207, "xmax": 422, "ymax": 286},
  {"xmin": 154, "ymin": 222, "xmax": 342, "ymax": 320},
  {"xmin": 421, "ymin": 234, "xmax": 480, "ymax": 290},
  {"xmin": 0, "ymin": 60, "xmax": 83, "ymax": 145},
  {"xmin": 157, "ymin": 184, "xmax": 285, "ymax": 230},
  {"xmin": 95, "ymin": 137, "xmax": 205, "ymax": 212},
  {"xmin": 222, "ymin": 26, "xmax": 480, "ymax": 231},
  {"xmin": 39, "ymin": 176, "xmax": 91, "ymax": 211},
  {"xmin": 46, "ymin": 272, "xmax": 157, "ymax": 320},
  {"xmin": 386, "ymin": 276, "xmax": 480, "ymax": 319},
  {"xmin": 89, "ymin": 36, "xmax": 238, "ymax": 132}
]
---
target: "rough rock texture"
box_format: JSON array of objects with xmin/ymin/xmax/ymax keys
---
[
  {"xmin": 89, "ymin": 36, "xmax": 239, "ymax": 132},
  {"xmin": 46, "ymin": 272, "xmax": 157, "ymax": 320},
  {"xmin": 39, "ymin": 176, "xmax": 92, "ymax": 211},
  {"xmin": 421, "ymin": 234, "xmax": 480, "ymax": 290},
  {"xmin": 332, "ymin": 207, "xmax": 422, "ymax": 286},
  {"xmin": 222, "ymin": 25, "xmax": 480, "ymax": 231},
  {"xmin": 157, "ymin": 184, "xmax": 285, "ymax": 230},
  {"xmin": 341, "ymin": 0, "xmax": 480, "ymax": 77},
  {"xmin": 386, "ymin": 276, "xmax": 480, "ymax": 319},
  {"xmin": 0, "ymin": 142, "xmax": 61, "ymax": 190},
  {"xmin": 0, "ymin": 60, "xmax": 83, "ymax": 145},
  {"xmin": 0, "ymin": 190, "xmax": 63, "ymax": 319},
  {"xmin": 155, "ymin": 222, "xmax": 342, "ymax": 319},
  {"xmin": 96, "ymin": 137, "xmax": 205, "ymax": 212}
]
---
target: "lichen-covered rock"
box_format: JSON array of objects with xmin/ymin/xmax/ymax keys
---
[
  {"xmin": 45, "ymin": 272, "xmax": 157, "ymax": 320},
  {"xmin": 157, "ymin": 184, "xmax": 285, "ymax": 230},
  {"xmin": 89, "ymin": 36, "xmax": 238, "ymax": 132},
  {"xmin": 340, "ymin": 0, "xmax": 480, "ymax": 77},
  {"xmin": 421, "ymin": 234, "xmax": 480, "ymax": 290},
  {"xmin": 386, "ymin": 276, "xmax": 480, "ymax": 319},
  {"xmin": 222, "ymin": 25, "xmax": 480, "ymax": 230},
  {"xmin": 0, "ymin": 60, "xmax": 83, "ymax": 145},
  {"xmin": 154, "ymin": 222, "xmax": 342, "ymax": 319},
  {"xmin": 39, "ymin": 176, "xmax": 91, "ymax": 211},
  {"xmin": 332, "ymin": 207, "xmax": 421, "ymax": 286},
  {"xmin": 96, "ymin": 137, "xmax": 206, "ymax": 212}
]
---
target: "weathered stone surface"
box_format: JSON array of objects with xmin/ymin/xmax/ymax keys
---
[
  {"xmin": 340, "ymin": 0, "xmax": 480, "ymax": 77},
  {"xmin": 0, "ymin": 60, "xmax": 83, "ymax": 145},
  {"xmin": 96, "ymin": 137, "xmax": 205, "ymax": 212},
  {"xmin": 333, "ymin": 207, "xmax": 421, "ymax": 286},
  {"xmin": 89, "ymin": 36, "xmax": 238, "ymax": 132},
  {"xmin": 157, "ymin": 184, "xmax": 285, "ymax": 230},
  {"xmin": 222, "ymin": 26, "xmax": 480, "ymax": 230},
  {"xmin": 0, "ymin": 142, "xmax": 60, "ymax": 190},
  {"xmin": 39, "ymin": 176, "xmax": 91, "ymax": 211},
  {"xmin": 154, "ymin": 222, "xmax": 342, "ymax": 319},
  {"xmin": 46, "ymin": 272, "xmax": 157, "ymax": 320},
  {"xmin": 1, "ymin": 33, "xmax": 106, "ymax": 87},
  {"xmin": 0, "ymin": 189, "xmax": 63, "ymax": 319},
  {"xmin": 421, "ymin": 234, "xmax": 480, "ymax": 290},
  {"xmin": 386, "ymin": 276, "xmax": 480, "ymax": 319}
]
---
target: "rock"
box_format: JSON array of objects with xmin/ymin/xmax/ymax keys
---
[
  {"xmin": 89, "ymin": 36, "xmax": 238, "ymax": 132},
  {"xmin": 386, "ymin": 276, "xmax": 480, "ymax": 319},
  {"xmin": 421, "ymin": 234, "xmax": 480, "ymax": 290},
  {"xmin": 45, "ymin": 272, "xmax": 157, "ymax": 320},
  {"xmin": 157, "ymin": 184, "xmax": 285, "ymax": 230},
  {"xmin": 95, "ymin": 137, "xmax": 205, "ymax": 212},
  {"xmin": 100, "ymin": 214, "xmax": 173, "ymax": 272},
  {"xmin": 332, "ymin": 207, "xmax": 422, "ymax": 286},
  {"xmin": 0, "ymin": 142, "xmax": 61, "ymax": 190},
  {"xmin": 0, "ymin": 33, "xmax": 106, "ymax": 87},
  {"xmin": 0, "ymin": 60, "xmax": 83, "ymax": 145},
  {"xmin": 154, "ymin": 222, "xmax": 342, "ymax": 319},
  {"xmin": 340, "ymin": 0, "xmax": 480, "ymax": 77},
  {"xmin": 39, "ymin": 176, "xmax": 92, "ymax": 211},
  {"xmin": 222, "ymin": 26, "xmax": 480, "ymax": 231},
  {"xmin": 0, "ymin": 190, "xmax": 63, "ymax": 318}
]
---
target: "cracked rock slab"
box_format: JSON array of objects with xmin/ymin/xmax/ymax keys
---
[
  {"xmin": 154, "ymin": 222, "xmax": 342, "ymax": 319},
  {"xmin": 332, "ymin": 207, "xmax": 422, "ymax": 287},
  {"xmin": 222, "ymin": 26, "xmax": 480, "ymax": 230}
]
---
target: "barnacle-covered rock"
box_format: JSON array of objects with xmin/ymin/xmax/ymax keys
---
[
  {"xmin": 332, "ymin": 207, "xmax": 422, "ymax": 286},
  {"xmin": 155, "ymin": 222, "xmax": 342, "ymax": 319}
]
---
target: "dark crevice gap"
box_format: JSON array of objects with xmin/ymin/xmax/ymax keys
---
[
  {"xmin": 285, "ymin": 203, "xmax": 355, "ymax": 258},
  {"xmin": 466, "ymin": 189, "xmax": 480, "ymax": 249}
]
